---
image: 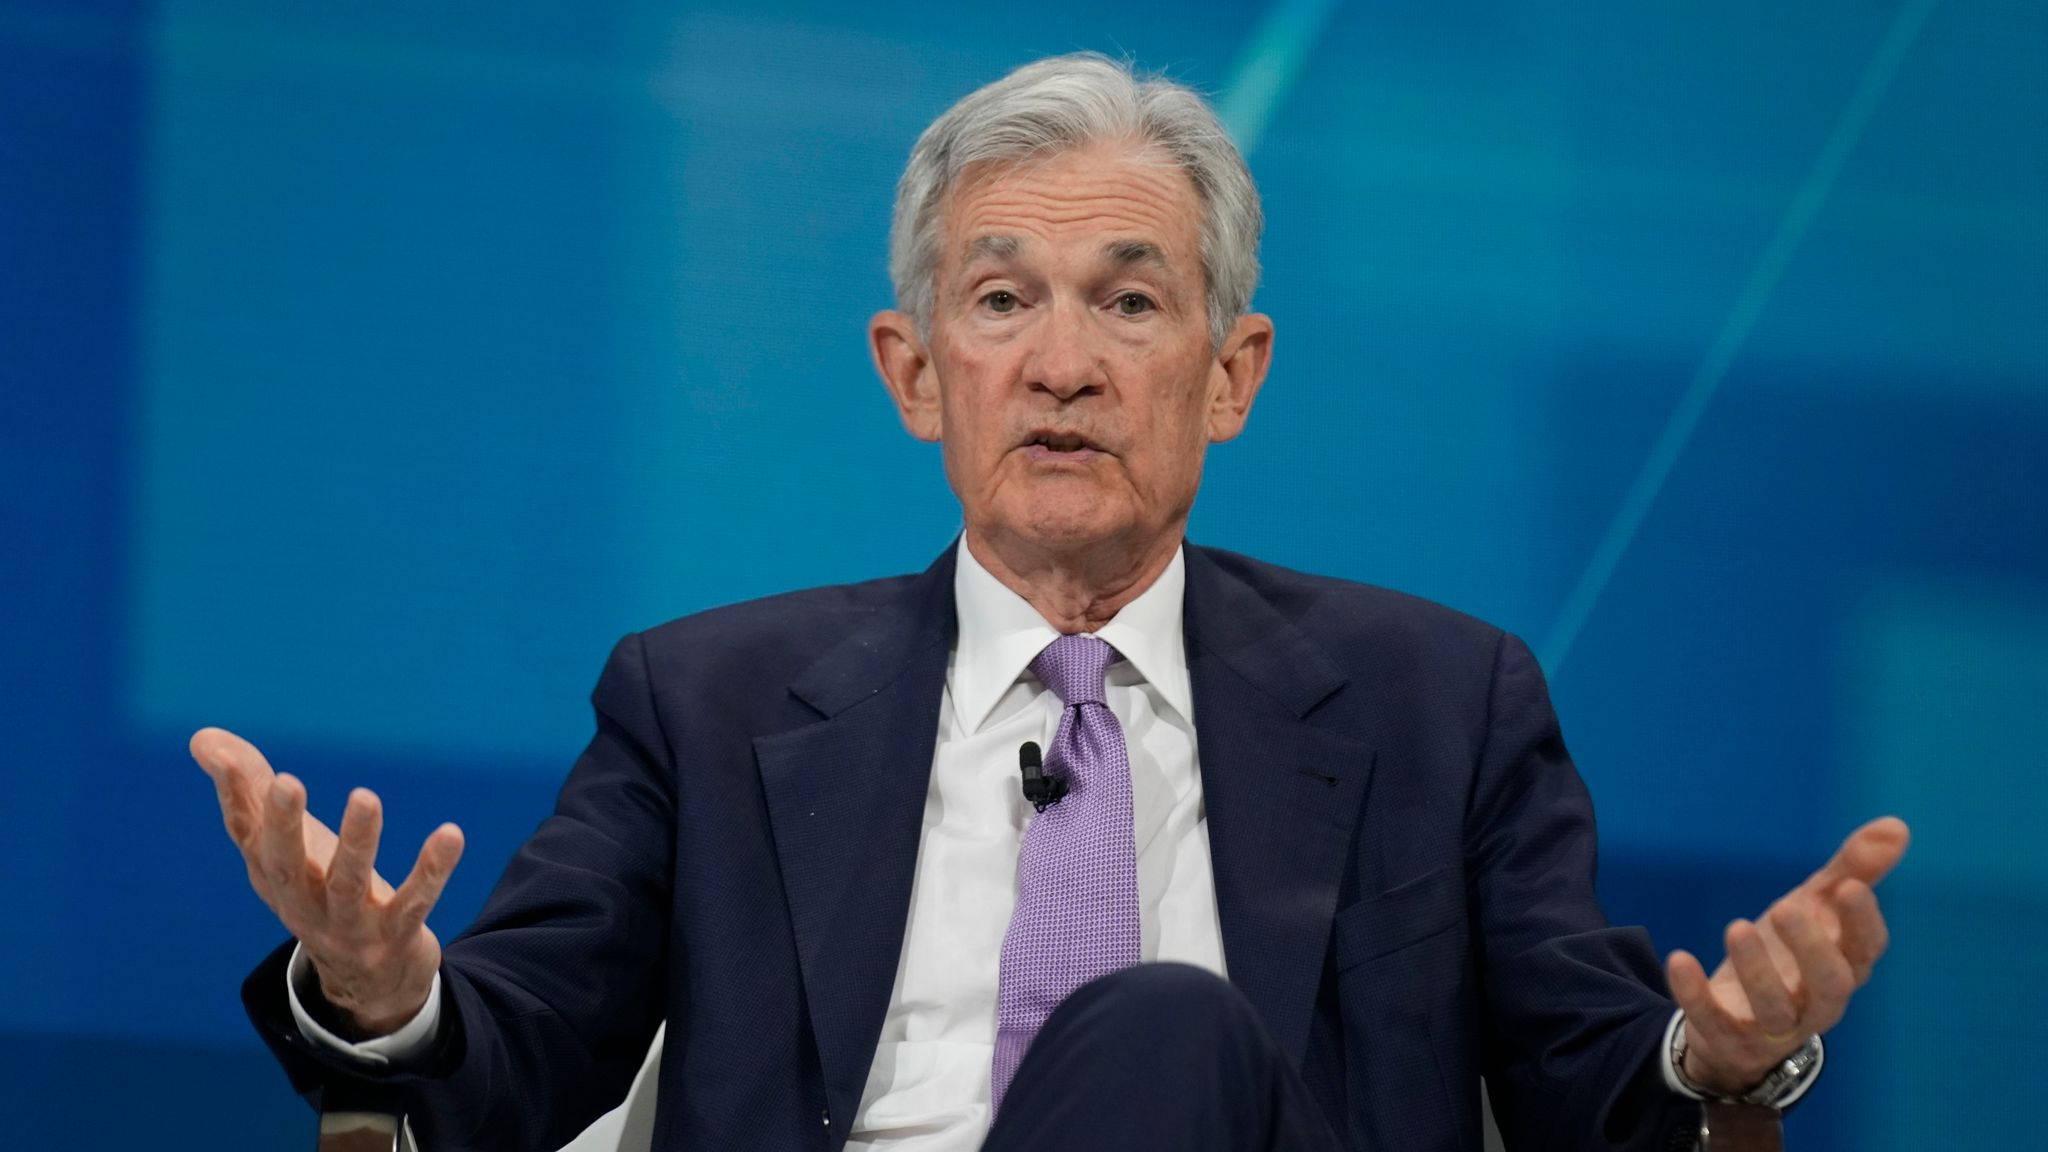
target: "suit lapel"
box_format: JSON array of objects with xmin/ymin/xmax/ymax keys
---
[
  {"xmin": 1185, "ymin": 546, "xmax": 1374, "ymax": 1063},
  {"xmin": 754, "ymin": 547, "xmax": 956, "ymax": 1135},
  {"xmin": 753, "ymin": 543, "xmax": 1372, "ymax": 1123}
]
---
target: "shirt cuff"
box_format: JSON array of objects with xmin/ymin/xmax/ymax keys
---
[
  {"xmin": 1661, "ymin": 1008, "xmax": 1824, "ymax": 1109},
  {"xmin": 286, "ymin": 941, "xmax": 443, "ymax": 1066}
]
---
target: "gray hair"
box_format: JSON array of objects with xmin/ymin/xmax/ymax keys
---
[{"xmin": 888, "ymin": 52, "xmax": 1262, "ymax": 350}]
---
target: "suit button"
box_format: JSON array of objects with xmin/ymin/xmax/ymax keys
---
[{"xmin": 821, "ymin": 1108, "xmax": 831, "ymax": 1127}]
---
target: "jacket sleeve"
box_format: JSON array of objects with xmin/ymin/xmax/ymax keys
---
[
  {"xmin": 242, "ymin": 631, "xmax": 677, "ymax": 1152},
  {"xmin": 1465, "ymin": 631, "xmax": 1700, "ymax": 1152}
]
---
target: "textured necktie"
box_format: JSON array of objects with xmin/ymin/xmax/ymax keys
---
[{"xmin": 990, "ymin": 633, "xmax": 1142, "ymax": 1116}]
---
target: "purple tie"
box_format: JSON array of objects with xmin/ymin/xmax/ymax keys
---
[{"xmin": 990, "ymin": 634, "xmax": 1142, "ymax": 1116}]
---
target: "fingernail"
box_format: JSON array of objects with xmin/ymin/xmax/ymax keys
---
[{"xmin": 270, "ymin": 785, "xmax": 291, "ymax": 809}]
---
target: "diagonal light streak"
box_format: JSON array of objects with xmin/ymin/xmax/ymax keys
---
[
  {"xmin": 1216, "ymin": 0, "xmax": 1343, "ymax": 155},
  {"xmin": 1538, "ymin": 0, "xmax": 1942, "ymax": 674}
]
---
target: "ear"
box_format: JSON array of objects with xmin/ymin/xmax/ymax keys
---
[
  {"xmin": 1205, "ymin": 312, "xmax": 1273, "ymax": 443},
  {"xmin": 870, "ymin": 309, "xmax": 942, "ymax": 442}
]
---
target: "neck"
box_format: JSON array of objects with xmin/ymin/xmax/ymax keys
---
[{"xmin": 965, "ymin": 525, "xmax": 1182, "ymax": 633}]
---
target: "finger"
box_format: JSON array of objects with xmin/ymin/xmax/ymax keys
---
[
  {"xmin": 1666, "ymin": 948, "xmax": 1740, "ymax": 1041},
  {"xmin": 325, "ymin": 788, "xmax": 384, "ymax": 934},
  {"xmin": 190, "ymin": 726, "xmax": 280, "ymax": 790},
  {"xmin": 211, "ymin": 772, "xmax": 263, "ymax": 854},
  {"xmin": 258, "ymin": 773, "xmax": 319, "ymax": 923},
  {"xmin": 1749, "ymin": 904, "xmax": 1806, "ymax": 989},
  {"xmin": 1773, "ymin": 899, "xmax": 1855, "ymax": 1035},
  {"xmin": 1830, "ymin": 878, "xmax": 1889, "ymax": 983},
  {"xmin": 1805, "ymin": 816, "xmax": 1910, "ymax": 895},
  {"xmin": 190, "ymin": 727, "xmax": 277, "ymax": 848},
  {"xmin": 1727, "ymin": 918, "xmax": 1800, "ymax": 1037},
  {"xmin": 388, "ymin": 824, "xmax": 465, "ymax": 941}
]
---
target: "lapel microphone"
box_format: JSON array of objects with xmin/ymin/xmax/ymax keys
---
[{"xmin": 1018, "ymin": 741, "xmax": 1068, "ymax": 812}]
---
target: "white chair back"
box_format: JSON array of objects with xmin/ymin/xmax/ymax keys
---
[{"xmin": 555, "ymin": 1023, "xmax": 666, "ymax": 1152}]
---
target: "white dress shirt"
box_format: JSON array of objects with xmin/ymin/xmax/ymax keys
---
[{"xmin": 844, "ymin": 540, "xmax": 1225, "ymax": 1148}]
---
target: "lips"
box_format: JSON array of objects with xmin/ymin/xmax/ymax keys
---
[{"xmin": 1022, "ymin": 428, "xmax": 1105, "ymax": 455}]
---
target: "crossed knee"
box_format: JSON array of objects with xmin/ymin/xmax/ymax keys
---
[{"xmin": 1046, "ymin": 962, "xmax": 1262, "ymax": 1054}]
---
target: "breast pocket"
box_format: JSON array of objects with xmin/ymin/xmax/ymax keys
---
[{"xmin": 1331, "ymin": 866, "xmax": 1462, "ymax": 971}]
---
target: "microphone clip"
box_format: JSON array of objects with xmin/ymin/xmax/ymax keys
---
[{"xmin": 1017, "ymin": 741, "xmax": 1069, "ymax": 812}]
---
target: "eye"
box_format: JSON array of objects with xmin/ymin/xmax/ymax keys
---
[
  {"xmin": 1114, "ymin": 292, "xmax": 1155, "ymax": 317},
  {"xmin": 983, "ymin": 290, "xmax": 1019, "ymax": 314}
]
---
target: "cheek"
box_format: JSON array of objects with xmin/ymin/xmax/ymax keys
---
[
  {"xmin": 1133, "ymin": 364, "xmax": 1216, "ymax": 492},
  {"xmin": 1154, "ymin": 361, "xmax": 1220, "ymax": 446},
  {"xmin": 936, "ymin": 354, "xmax": 1019, "ymax": 480}
]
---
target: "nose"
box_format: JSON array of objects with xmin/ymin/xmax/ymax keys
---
[{"xmin": 1022, "ymin": 298, "xmax": 1106, "ymax": 401}]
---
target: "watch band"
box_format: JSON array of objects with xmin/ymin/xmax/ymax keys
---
[
  {"xmin": 1699, "ymin": 1100, "xmax": 1785, "ymax": 1151},
  {"xmin": 1668, "ymin": 1011, "xmax": 1825, "ymax": 1107}
]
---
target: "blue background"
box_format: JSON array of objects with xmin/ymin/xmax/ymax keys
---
[{"xmin": 3, "ymin": 0, "xmax": 2042, "ymax": 1146}]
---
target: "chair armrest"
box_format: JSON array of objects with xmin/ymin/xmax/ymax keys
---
[{"xmin": 317, "ymin": 1110, "xmax": 413, "ymax": 1152}]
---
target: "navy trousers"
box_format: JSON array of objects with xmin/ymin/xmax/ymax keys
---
[{"xmin": 982, "ymin": 963, "xmax": 1346, "ymax": 1152}]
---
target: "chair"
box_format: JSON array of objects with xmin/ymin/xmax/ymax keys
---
[
  {"xmin": 554, "ymin": 1023, "xmax": 665, "ymax": 1152},
  {"xmin": 312, "ymin": 1024, "xmax": 666, "ymax": 1152}
]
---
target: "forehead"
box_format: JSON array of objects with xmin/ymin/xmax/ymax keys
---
[{"xmin": 941, "ymin": 143, "xmax": 1204, "ymax": 262}]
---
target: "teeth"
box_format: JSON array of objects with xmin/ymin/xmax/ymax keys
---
[{"xmin": 1029, "ymin": 433, "xmax": 1092, "ymax": 452}]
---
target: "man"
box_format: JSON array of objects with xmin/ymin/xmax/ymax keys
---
[{"xmin": 194, "ymin": 54, "xmax": 1907, "ymax": 1151}]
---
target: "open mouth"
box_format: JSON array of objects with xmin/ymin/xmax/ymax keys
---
[{"xmin": 1023, "ymin": 430, "xmax": 1104, "ymax": 458}]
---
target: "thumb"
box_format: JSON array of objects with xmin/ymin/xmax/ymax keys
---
[
  {"xmin": 1807, "ymin": 815, "xmax": 1910, "ymax": 894},
  {"xmin": 190, "ymin": 726, "xmax": 278, "ymax": 784}
]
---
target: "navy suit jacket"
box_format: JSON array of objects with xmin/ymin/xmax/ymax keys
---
[{"xmin": 245, "ymin": 543, "xmax": 1701, "ymax": 1151}]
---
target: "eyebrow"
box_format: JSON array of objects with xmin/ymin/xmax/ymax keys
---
[
  {"xmin": 963, "ymin": 235, "xmax": 1020, "ymax": 265},
  {"xmin": 1103, "ymin": 239, "xmax": 1170, "ymax": 270},
  {"xmin": 959, "ymin": 234, "xmax": 1173, "ymax": 272}
]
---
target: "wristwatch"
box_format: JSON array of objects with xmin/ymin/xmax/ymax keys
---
[{"xmin": 1669, "ymin": 1013, "xmax": 1825, "ymax": 1106}]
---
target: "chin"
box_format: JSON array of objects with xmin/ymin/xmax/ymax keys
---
[{"xmin": 1006, "ymin": 500, "xmax": 1129, "ymax": 555}]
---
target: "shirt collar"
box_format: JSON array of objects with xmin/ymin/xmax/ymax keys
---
[{"xmin": 949, "ymin": 536, "xmax": 1193, "ymax": 735}]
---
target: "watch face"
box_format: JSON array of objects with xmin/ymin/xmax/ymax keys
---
[{"xmin": 1742, "ymin": 1040, "xmax": 1820, "ymax": 1106}]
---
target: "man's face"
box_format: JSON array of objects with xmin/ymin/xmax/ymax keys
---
[{"xmin": 872, "ymin": 142, "xmax": 1269, "ymax": 563}]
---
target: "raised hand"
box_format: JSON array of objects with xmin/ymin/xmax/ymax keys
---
[
  {"xmin": 191, "ymin": 726, "xmax": 465, "ymax": 1036},
  {"xmin": 1665, "ymin": 816, "xmax": 1909, "ymax": 1095}
]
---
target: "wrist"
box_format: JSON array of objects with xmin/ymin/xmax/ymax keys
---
[
  {"xmin": 344, "ymin": 1001, "xmax": 428, "ymax": 1039},
  {"xmin": 1682, "ymin": 1045, "xmax": 1757, "ymax": 1097},
  {"xmin": 305, "ymin": 963, "xmax": 429, "ymax": 1040},
  {"xmin": 1669, "ymin": 1013, "xmax": 1825, "ymax": 1107}
]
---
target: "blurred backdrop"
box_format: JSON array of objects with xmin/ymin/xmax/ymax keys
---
[{"xmin": 2, "ymin": 0, "xmax": 2042, "ymax": 1147}]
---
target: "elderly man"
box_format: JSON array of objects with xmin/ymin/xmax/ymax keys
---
[{"xmin": 196, "ymin": 54, "xmax": 1907, "ymax": 1151}]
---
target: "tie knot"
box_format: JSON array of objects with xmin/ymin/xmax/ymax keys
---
[{"xmin": 1030, "ymin": 634, "xmax": 1119, "ymax": 707}]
